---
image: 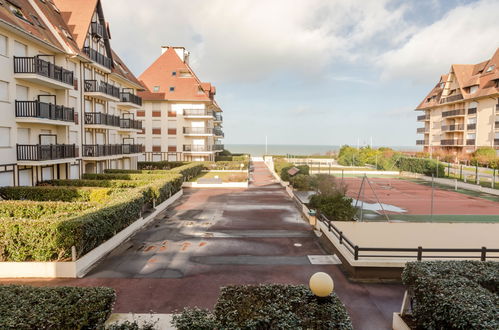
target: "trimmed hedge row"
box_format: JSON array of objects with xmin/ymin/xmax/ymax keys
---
[
  {"xmin": 0, "ymin": 186, "xmax": 115, "ymax": 203},
  {"xmin": 168, "ymin": 163, "xmax": 204, "ymax": 180},
  {"xmin": 0, "ymin": 201, "xmax": 94, "ymax": 220},
  {"xmin": 402, "ymin": 261, "xmax": 499, "ymax": 330},
  {"xmin": 172, "ymin": 284, "xmax": 352, "ymax": 329},
  {"xmin": 44, "ymin": 179, "xmax": 152, "ymax": 188},
  {"xmin": 396, "ymin": 157, "xmax": 445, "ymax": 177},
  {"xmin": 82, "ymin": 172, "xmax": 170, "ymax": 181},
  {"xmin": 203, "ymin": 161, "xmax": 249, "ymax": 170},
  {"xmin": 138, "ymin": 161, "xmax": 186, "ymax": 170},
  {"xmin": 215, "ymin": 155, "xmax": 249, "ymax": 161},
  {"xmin": 0, "ymin": 285, "xmax": 115, "ymax": 329}
]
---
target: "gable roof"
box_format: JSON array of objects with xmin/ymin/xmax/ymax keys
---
[
  {"xmin": 52, "ymin": 0, "xmax": 97, "ymax": 49},
  {"xmin": 138, "ymin": 47, "xmax": 215, "ymax": 102}
]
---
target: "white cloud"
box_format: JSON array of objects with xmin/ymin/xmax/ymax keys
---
[
  {"xmin": 103, "ymin": 0, "xmax": 411, "ymax": 82},
  {"xmin": 378, "ymin": 0, "xmax": 499, "ymax": 84}
]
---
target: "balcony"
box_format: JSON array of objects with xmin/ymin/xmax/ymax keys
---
[
  {"xmin": 82, "ymin": 144, "xmax": 142, "ymax": 158},
  {"xmin": 183, "ymin": 127, "xmax": 213, "ymax": 135},
  {"xmin": 90, "ymin": 22, "xmax": 106, "ymax": 39},
  {"xmin": 440, "ymin": 139, "xmax": 464, "ymax": 146},
  {"xmin": 84, "ymin": 112, "xmax": 120, "ymax": 128},
  {"xmin": 214, "ymin": 128, "xmax": 224, "ymax": 137},
  {"xmin": 84, "ymin": 80, "xmax": 120, "ymax": 101},
  {"xmin": 496, "ymin": 104, "xmax": 499, "ymax": 112},
  {"xmin": 213, "ymin": 113, "xmax": 223, "ymax": 122},
  {"xmin": 416, "ymin": 127, "xmax": 428, "ymax": 134},
  {"xmin": 183, "ymin": 109, "xmax": 213, "ymax": 118},
  {"xmin": 466, "ymin": 139, "xmax": 476, "ymax": 146},
  {"xmin": 119, "ymin": 118, "xmax": 142, "ymax": 131},
  {"xmin": 495, "ymin": 139, "xmax": 499, "ymax": 146},
  {"xmin": 439, "ymin": 94, "xmax": 464, "ymax": 104},
  {"xmin": 495, "ymin": 121, "xmax": 499, "ymax": 129},
  {"xmin": 442, "ymin": 109, "xmax": 465, "ymax": 118},
  {"xmin": 416, "ymin": 140, "xmax": 428, "ymax": 145},
  {"xmin": 467, "ymin": 123, "xmax": 476, "ymax": 130},
  {"xmin": 417, "ymin": 114, "xmax": 430, "ymax": 121},
  {"xmin": 119, "ymin": 92, "xmax": 142, "ymax": 108},
  {"xmin": 17, "ymin": 144, "xmax": 77, "ymax": 162},
  {"xmin": 183, "ymin": 145, "xmax": 215, "ymax": 152},
  {"xmin": 441, "ymin": 124, "xmax": 465, "ymax": 132},
  {"xmin": 213, "ymin": 144, "xmax": 224, "ymax": 151},
  {"xmin": 83, "ymin": 47, "xmax": 112, "ymax": 69},
  {"xmin": 15, "ymin": 101, "xmax": 75, "ymax": 125},
  {"xmin": 13, "ymin": 57, "xmax": 74, "ymax": 89},
  {"xmin": 467, "ymin": 107, "xmax": 477, "ymax": 115}
]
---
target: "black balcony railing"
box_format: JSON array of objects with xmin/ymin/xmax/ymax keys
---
[
  {"xmin": 15, "ymin": 101, "xmax": 75, "ymax": 122},
  {"xmin": 183, "ymin": 109, "xmax": 213, "ymax": 116},
  {"xmin": 441, "ymin": 124, "xmax": 465, "ymax": 132},
  {"xmin": 416, "ymin": 140, "xmax": 427, "ymax": 145},
  {"xmin": 17, "ymin": 144, "xmax": 76, "ymax": 161},
  {"xmin": 213, "ymin": 144, "xmax": 224, "ymax": 151},
  {"xmin": 496, "ymin": 104, "xmax": 499, "ymax": 112},
  {"xmin": 120, "ymin": 92, "xmax": 142, "ymax": 106},
  {"xmin": 439, "ymin": 94, "xmax": 464, "ymax": 104},
  {"xmin": 82, "ymin": 144, "xmax": 143, "ymax": 157},
  {"xmin": 495, "ymin": 139, "xmax": 499, "ymax": 146},
  {"xmin": 83, "ymin": 47, "xmax": 112, "ymax": 69},
  {"xmin": 214, "ymin": 128, "xmax": 224, "ymax": 137},
  {"xmin": 417, "ymin": 114, "xmax": 430, "ymax": 121},
  {"xmin": 183, "ymin": 145, "xmax": 214, "ymax": 152},
  {"xmin": 467, "ymin": 107, "xmax": 477, "ymax": 115},
  {"xmin": 90, "ymin": 22, "xmax": 106, "ymax": 39},
  {"xmin": 441, "ymin": 139, "xmax": 464, "ymax": 146},
  {"xmin": 84, "ymin": 112, "xmax": 120, "ymax": 127},
  {"xmin": 120, "ymin": 118, "xmax": 142, "ymax": 130},
  {"xmin": 14, "ymin": 57, "xmax": 74, "ymax": 86},
  {"xmin": 213, "ymin": 113, "xmax": 223, "ymax": 121},
  {"xmin": 416, "ymin": 127, "xmax": 427, "ymax": 133},
  {"xmin": 183, "ymin": 127, "xmax": 213, "ymax": 134},
  {"xmin": 495, "ymin": 121, "xmax": 499, "ymax": 128},
  {"xmin": 84, "ymin": 80, "xmax": 120, "ymax": 99},
  {"xmin": 442, "ymin": 109, "xmax": 465, "ymax": 118},
  {"xmin": 467, "ymin": 123, "xmax": 476, "ymax": 130},
  {"xmin": 466, "ymin": 139, "xmax": 476, "ymax": 146}
]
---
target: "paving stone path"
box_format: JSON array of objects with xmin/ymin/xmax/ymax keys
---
[{"xmin": 1, "ymin": 162, "xmax": 404, "ymax": 329}]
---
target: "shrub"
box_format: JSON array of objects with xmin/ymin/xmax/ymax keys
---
[
  {"xmin": 169, "ymin": 163, "xmax": 204, "ymax": 181},
  {"xmin": 312, "ymin": 174, "xmax": 347, "ymax": 196},
  {"xmin": 45, "ymin": 179, "xmax": 152, "ymax": 188},
  {"xmin": 289, "ymin": 174, "xmax": 314, "ymax": 190},
  {"xmin": 107, "ymin": 319, "xmax": 158, "ymax": 330},
  {"xmin": 0, "ymin": 285, "xmax": 115, "ymax": 329},
  {"xmin": 0, "ymin": 186, "xmax": 115, "ymax": 203},
  {"xmin": 0, "ymin": 201, "xmax": 93, "ymax": 219},
  {"xmin": 402, "ymin": 261, "xmax": 499, "ymax": 330},
  {"xmin": 82, "ymin": 173, "xmax": 171, "ymax": 181},
  {"xmin": 137, "ymin": 161, "xmax": 186, "ymax": 170},
  {"xmin": 203, "ymin": 161, "xmax": 249, "ymax": 170},
  {"xmin": 172, "ymin": 285, "xmax": 352, "ymax": 330},
  {"xmin": 281, "ymin": 165, "xmax": 310, "ymax": 182},
  {"xmin": 396, "ymin": 157, "xmax": 445, "ymax": 176},
  {"xmin": 308, "ymin": 194, "xmax": 356, "ymax": 221}
]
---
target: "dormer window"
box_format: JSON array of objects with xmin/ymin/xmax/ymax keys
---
[
  {"xmin": 30, "ymin": 15, "xmax": 44, "ymax": 28},
  {"xmin": 486, "ymin": 65, "xmax": 495, "ymax": 73},
  {"xmin": 169, "ymin": 87, "xmax": 175, "ymax": 92},
  {"xmin": 9, "ymin": 3, "xmax": 27, "ymax": 20},
  {"xmin": 153, "ymin": 86, "xmax": 160, "ymax": 92},
  {"xmin": 469, "ymin": 85, "xmax": 479, "ymax": 94},
  {"xmin": 440, "ymin": 82, "xmax": 445, "ymax": 88},
  {"xmin": 172, "ymin": 71, "xmax": 176, "ymax": 76}
]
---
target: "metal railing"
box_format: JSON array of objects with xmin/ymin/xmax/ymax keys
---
[
  {"xmin": 466, "ymin": 139, "xmax": 476, "ymax": 146},
  {"xmin": 17, "ymin": 144, "xmax": 76, "ymax": 161},
  {"xmin": 417, "ymin": 114, "xmax": 430, "ymax": 121},
  {"xmin": 183, "ymin": 109, "xmax": 213, "ymax": 116},
  {"xmin": 83, "ymin": 47, "xmax": 112, "ymax": 69},
  {"xmin": 214, "ymin": 128, "xmax": 224, "ymax": 137},
  {"xmin": 120, "ymin": 118, "xmax": 142, "ymax": 130},
  {"xmin": 90, "ymin": 22, "xmax": 106, "ymax": 38},
  {"xmin": 213, "ymin": 144, "xmax": 224, "ymax": 151},
  {"xmin": 120, "ymin": 92, "xmax": 142, "ymax": 106},
  {"xmin": 467, "ymin": 107, "xmax": 477, "ymax": 115},
  {"xmin": 441, "ymin": 124, "xmax": 465, "ymax": 132},
  {"xmin": 442, "ymin": 109, "xmax": 465, "ymax": 118},
  {"xmin": 13, "ymin": 57, "xmax": 74, "ymax": 85},
  {"xmin": 183, "ymin": 145, "xmax": 214, "ymax": 152},
  {"xmin": 213, "ymin": 113, "xmax": 223, "ymax": 121},
  {"xmin": 82, "ymin": 144, "xmax": 142, "ymax": 157},
  {"xmin": 440, "ymin": 139, "xmax": 464, "ymax": 146},
  {"xmin": 84, "ymin": 112, "xmax": 120, "ymax": 127},
  {"xmin": 467, "ymin": 123, "xmax": 476, "ymax": 130},
  {"xmin": 317, "ymin": 214, "xmax": 498, "ymax": 261},
  {"xmin": 183, "ymin": 127, "xmax": 213, "ymax": 134},
  {"xmin": 495, "ymin": 121, "xmax": 499, "ymax": 128},
  {"xmin": 84, "ymin": 80, "xmax": 120, "ymax": 98},
  {"xmin": 495, "ymin": 139, "xmax": 499, "ymax": 146},
  {"xmin": 416, "ymin": 140, "xmax": 427, "ymax": 145},
  {"xmin": 15, "ymin": 101, "xmax": 74, "ymax": 122},
  {"xmin": 439, "ymin": 94, "xmax": 463, "ymax": 104},
  {"xmin": 416, "ymin": 127, "xmax": 427, "ymax": 133}
]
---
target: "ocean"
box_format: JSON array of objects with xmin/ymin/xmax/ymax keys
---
[{"xmin": 225, "ymin": 144, "xmax": 420, "ymax": 156}]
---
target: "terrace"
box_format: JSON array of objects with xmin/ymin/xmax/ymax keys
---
[
  {"xmin": 15, "ymin": 100, "xmax": 75, "ymax": 125},
  {"xmin": 13, "ymin": 56, "xmax": 74, "ymax": 89},
  {"xmin": 84, "ymin": 80, "xmax": 120, "ymax": 101},
  {"xmin": 17, "ymin": 144, "xmax": 77, "ymax": 162}
]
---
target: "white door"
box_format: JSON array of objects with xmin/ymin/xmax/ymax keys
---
[
  {"xmin": 13, "ymin": 41, "xmax": 27, "ymax": 57},
  {"xmin": 17, "ymin": 128, "xmax": 30, "ymax": 144},
  {"xmin": 85, "ymin": 131, "xmax": 93, "ymax": 144},
  {"xmin": 96, "ymin": 133, "xmax": 105, "ymax": 145},
  {"xmin": 18, "ymin": 169, "xmax": 32, "ymax": 186},
  {"xmin": 69, "ymin": 165, "xmax": 79, "ymax": 179},
  {"xmin": 42, "ymin": 167, "xmax": 53, "ymax": 180},
  {"xmin": 16, "ymin": 85, "xmax": 28, "ymax": 101},
  {"xmin": 124, "ymin": 158, "xmax": 130, "ymax": 169},
  {"xmin": 0, "ymin": 172, "xmax": 14, "ymax": 186}
]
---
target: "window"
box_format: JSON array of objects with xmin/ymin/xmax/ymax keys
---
[
  {"xmin": 0, "ymin": 81, "xmax": 9, "ymax": 102},
  {"xmin": 169, "ymin": 87, "xmax": 175, "ymax": 92},
  {"xmin": 30, "ymin": 15, "xmax": 44, "ymax": 28},
  {"xmin": 9, "ymin": 3, "xmax": 27, "ymax": 20},
  {"xmin": 153, "ymin": 86, "xmax": 160, "ymax": 92},
  {"xmin": 172, "ymin": 71, "xmax": 176, "ymax": 76},
  {"xmin": 467, "ymin": 133, "xmax": 476, "ymax": 139},
  {"xmin": 0, "ymin": 127, "xmax": 10, "ymax": 147},
  {"xmin": 15, "ymin": 85, "xmax": 28, "ymax": 100},
  {"xmin": 469, "ymin": 85, "xmax": 478, "ymax": 94},
  {"xmin": 0, "ymin": 35, "xmax": 7, "ymax": 56},
  {"xmin": 468, "ymin": 117, "xmax": 476, "ymax": 124},
  {"xmin": 13, "ymin": 41, "xmax": 27, "ymax": 57},
  {"xmin": 486, "ymin": 65, "xmax": 495, "ymax": 73}
]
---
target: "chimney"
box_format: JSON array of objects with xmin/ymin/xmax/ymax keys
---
[{"xmin": 161, "ymin": 46, "xmax": 169, "ymax": 54}]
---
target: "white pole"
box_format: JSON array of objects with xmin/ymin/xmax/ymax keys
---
[
  {"xmin": 265, "ymin": 135, "xmax": 268, "ymax": 155},
  {"xmin": 370, "ymin": 136, "xmax": 373, "ymax": 149}
]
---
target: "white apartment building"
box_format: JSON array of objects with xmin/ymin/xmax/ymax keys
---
[
  {"xmin": 0, "ymin": 0, "xmax": 143, "ymax": 186},
  {"xmin": 137, "ymin": 46, "xmax": 223, "ymax": 162},
  {"xmin": 416, "ymin": 48, "xmax": 499, "ymax": 155}
]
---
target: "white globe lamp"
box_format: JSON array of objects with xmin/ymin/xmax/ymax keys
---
[{"xmin": 309, "ymin": 272, "xmax": 334, "ymax": 297}]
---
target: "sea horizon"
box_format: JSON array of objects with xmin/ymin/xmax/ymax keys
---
[{"xmin": 225, "ymin": 144, "xmax": 421, "ymax": 156}]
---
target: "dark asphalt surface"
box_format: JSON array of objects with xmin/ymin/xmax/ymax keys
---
[{"xmin": 1, "ymin": 162, "xmax": 404, "ymax": 329}]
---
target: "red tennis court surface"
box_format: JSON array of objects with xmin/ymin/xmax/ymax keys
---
[{"xmin": 343, "ymin": 177, "xmax": 499, "ymax": 215}]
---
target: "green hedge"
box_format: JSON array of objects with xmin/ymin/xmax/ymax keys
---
[
  {"xmin": 203, "ymin": 161, "xmax": 249, "ymax": 170},
  {"xmin": 44, "ymin": 179, "xmax": 152, "ymax": 188},
  {"xmin": 0, "ymin": 186, "xmax": 115, "ymax": 204},
  {"xmin": 82, "ymin": 173, "xmax": 171, "ymax": 181},
  {"xmin": 0, "ymin": 201, "xmax": 94, "ymax": 219},
  {"xmin": 309, "ymin": 194, "xmax": 357, "ymax": 221},
  {"xmin": 172, "ymin": 284, "xmax": 352, "ymax": 329},
  {"xmin": 138, "ymin": 161, "xmax": 186, "ymax": 170},
  {"xmin": 0, "ymin": 174, "xmax": 183, "ymax": 261},
  {"xmin": 396, "ymin": 157, "xmax": 445, "ymax": 176},
  {"xmin": 0, "ymin": 285, "xmax": 115, "ymax": 329},
  {"xmin": 168, "ymin": 163, "xmax": 204, "ymax": 181},
  {"xmin": 402, "ymin": 261, "xmax": 499, "ymax": 329},
  {"xmin": 215, "ymin": 155, "xmax": 249, "ymax": 161}
]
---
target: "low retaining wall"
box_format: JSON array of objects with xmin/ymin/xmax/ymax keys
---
[
  {"xmin": 182, "ymin": 182, "xmax": 248, "ymax": 188},
  {"xmin": 310, "ymin": 170, "xmax": 399, "ymax": 175},
  {"xmin": 0, "ymin": 190, "xmax": 183, "ymax": 278}
]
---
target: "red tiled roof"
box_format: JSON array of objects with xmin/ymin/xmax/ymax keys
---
[
  {"xmin": 138, "ymin": 47, "xmax": 215, "ymax": 102},
  {"xmin": 52, "ymin": 0, "xmax": 97, "ymax": 49}
]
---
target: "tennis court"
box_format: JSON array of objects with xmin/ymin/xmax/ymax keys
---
[{"xmin": 342, "ymin": 177, "xmax": 499, "ymax": 222}]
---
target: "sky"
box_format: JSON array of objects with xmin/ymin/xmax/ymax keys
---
[{"xmin": 102, "ymin": 0, "xmax": 499, "ymax": 147}]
